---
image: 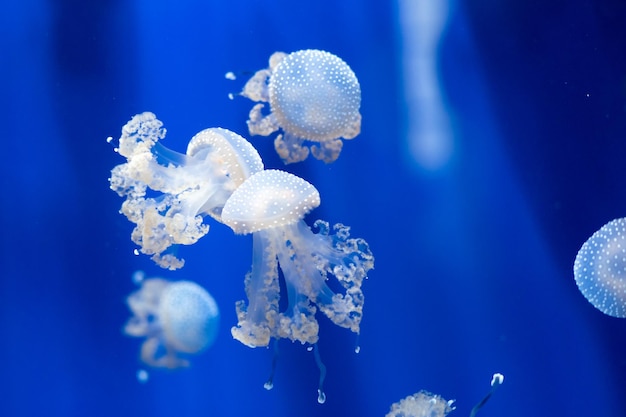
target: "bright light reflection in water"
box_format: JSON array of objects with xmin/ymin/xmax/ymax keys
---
[{"xmin": 398, "ymin": 0, "xmax": 453, "ymax": 171}]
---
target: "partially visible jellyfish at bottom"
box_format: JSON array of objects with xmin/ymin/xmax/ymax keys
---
[
  {"xmin": 124, "ymin": 273, "xmax": 220, "ymax": 369},
  {"xmin": 386, "ymin": 391, "xmax": 455, "ymax": 417},
  {"xmin": 239, "ymin": 49, "xmax": 362, "ymax": 164},
  {"xmin": 386, "ymin": 373, "xmax": 504, "ymax": 417},
  {"xmin": 109, "ymin": 112, "xmax": 263, "ymax": 269},
  {"xmin": 574, "ymin": 217, "xmax": 626, "ymax": 317}
]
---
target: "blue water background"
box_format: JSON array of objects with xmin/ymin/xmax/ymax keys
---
[{"xmin": 1, "ymin": 0, "xmax": 625, "ymax": 416}]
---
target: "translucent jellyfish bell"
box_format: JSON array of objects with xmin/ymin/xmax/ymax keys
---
[
  {"xmin": 574, "ymin": 217, "xmax": 626, "ymax": 317},
  {"xmin": 241, "ymin": 49, "xmax": 362, "ymax": 164},
  {"xmin": 109, "ymin": 112, "xmax": 263, "ymax": 269},
  {"xmin": 124, "ymin": 277, "xmax": 220, "ymax": 369},
  {"xmin": 221, "ymin": 169, "xmax": 374, "ymax": 348}
]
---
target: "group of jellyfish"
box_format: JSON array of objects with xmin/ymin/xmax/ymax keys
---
[
  {"xmin": 110, "ymin": 49, "xmax": 503, "ymax": 416},
  {"xmin": 110, "ymin": 49, "xmax": 371, "ymax": 402}
]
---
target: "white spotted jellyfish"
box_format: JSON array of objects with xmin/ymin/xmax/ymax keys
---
[
  {"xmin": 124, "ymin": 275, "xmax": 220, "ymax": 369},
  {"xmin": 240, "ymin": 49, "xmax": 362, "ymax": 164},
  {"xmin": 386, "ymin": 391, "xmax": 455, "ymax": 417},
  {"xmin": 574, "ymin": 217, "xmax": 626, "ymax": 317},
  {"xmin": 220, "ymin": 169, "xmax": 374, "ymax": 348},
  {"xmin": 386, "ymin": 373, "xmax": 504, "ymax": 417},
  {"xmin": 109, "ymin": 112, "xmax": 263, "ymax": 270}
]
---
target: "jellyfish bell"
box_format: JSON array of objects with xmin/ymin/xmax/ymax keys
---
[
  {"xmin": 574, "ymin": 217, "xmax": 626, "ymax": 318},
  {"xmin": 269, "ymin": 50, "xmax": 361, "ymax": 142},
  {"xmin": 240, "ymin": 49, "xmax": 362, "ymax": 164},
  {"xmin": 158, "ymin": 281, "xmax": 220, "ymax": 354},
  {"xmin": 124, "ymin": 277, "xmax": 220, "ymax": 369},
  {"xmin": 221, "ymin": 169, "xmax": 320, "ymax": 234},
  {"xmin": 185, "ymin": 127, "xmax": 264, "ymax": 222},
  {"xmin": 109, "ymin": 112, "xmax": 263, "ymax": 269}
]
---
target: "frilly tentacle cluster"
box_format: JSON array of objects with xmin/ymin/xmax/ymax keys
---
[
  {"xmin": 231, "ymin": 219, "xmax": 373, "ymax": 347},
  {"xmin": 109, "ymin": 112, "xmax": 245, "ymax": 270},
  {"xmin": 309, "ymin": 220, "xmax": 373, "ymax": 332}
]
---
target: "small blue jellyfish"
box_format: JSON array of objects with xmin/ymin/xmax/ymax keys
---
[
  {"xmin": 574, "ymin": 217, "xmax": 626, "ymax": 317},
  {"xmin": 241, "ymin": 49, "xmax": 362, "ymax": 164},
  {"xmin": 109, "ymin": 112, "xmax": 263, "ymax": 269},
  {"xmin": 124, "ymin": 276, "xmax": 220, "ymax": 369},
  {"xmin": 220, "ymin": 169, "xmax": 374, "ymax": 347}
]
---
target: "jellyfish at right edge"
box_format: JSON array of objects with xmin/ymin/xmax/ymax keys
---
[
  {"xmin": 240, "ymin": 49, "xmax": 362, "ymax": 164},
  {"xmin": 220, "ymin": 169, "xmax": 374, "ymax": 348},
  {"xmin": 109, "ymin": 112, "xmax": 263, "ymax": 270},
  {"xmin": 574, "ymin": 217, "xmax": 626, "ymax": 317},
  {"xmin": 124, "ymin": 276, "xmax": 220, "ymax": 369}
]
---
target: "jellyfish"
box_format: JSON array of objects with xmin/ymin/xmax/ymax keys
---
[
  {"xmin": 220, "ymin": 169, "xmax": 374, "ymax": 348},
  {"xmin": 109, "ymin": 112, "xmax": 263, "ymax": 269},
  {"xmin": 386, "ymin": 391, "xmax": 456, "ymax": 417},
  {"xmin": 386, "ymin": 373, "xmax": 503, "ymax": 417},
  {"xmin": 124, "ymin": 275, "xmax": 220, "ymax": 369},
  {"xmin": 574, "ymin": 217, "xmax": 626, "ymax": 317},
  {"xmin": 240, "ymin": 49, "xmax": 362, "ymax": 164}
]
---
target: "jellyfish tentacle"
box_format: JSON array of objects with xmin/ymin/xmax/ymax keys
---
[
  {"xmin": 247, "ymin": 104, "xmax": 280, "ymax": 137},
  {"xmin": 310, "ymin": 137, "xmax": 343, "ymax": 163},
  {"xmin": 274, "ymin": 132, "xmax": 310, "ymax": 164},
  {"xmin": 313, "ymin": 344, "xmax": 327, "ymax": 404},
  {"xmin": 470, "ymin": 373, "xmax": 504, "ymax": 417}
]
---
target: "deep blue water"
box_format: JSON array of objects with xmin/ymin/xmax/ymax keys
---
[{"xmin": 1, "ymin": 1, "xmax": 626, "ymax": 416}]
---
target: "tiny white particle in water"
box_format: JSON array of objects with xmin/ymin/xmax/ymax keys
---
[
  {"xmin": 132, "ymin": 270, "xmax": 145, "ymax": 285},
  {"xmin": 136, "ymin": 369, "xmax": 149, "ymax": 383},
  {"xmin": 491, "ymin": 372, "xmax": 504, "ymax": 386}
]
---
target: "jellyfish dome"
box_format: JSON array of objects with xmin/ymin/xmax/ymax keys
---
[
  {"xmin": 221, "ymin": 169, "xmax": 374, "ymax": 348},
  {"xmin": 241, "ymin": 49, "xmax": 362, "ymax": 164},
  {"xmin": 109, "ymin": 112, "xmax": 263, "ymax": 269},
  {"xmin": 574, "ymin": 217, "xmax": 626, "ymax": 317},
  {"xmin": 124, "ymin": 276, "xmax": 220, "ymax": 369},
  {"xmin": 386, "ymin": 391, "xmax": 456, "ymax": 417}
]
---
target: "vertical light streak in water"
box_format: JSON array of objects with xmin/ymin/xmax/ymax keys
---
[{"xmin": 398, "ymin": 0, "xmax": 452, "ymax": 171}]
